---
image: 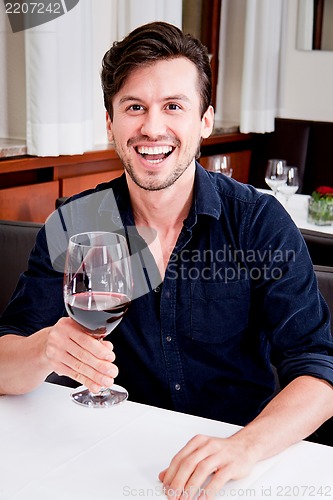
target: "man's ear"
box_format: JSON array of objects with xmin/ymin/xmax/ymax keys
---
[
  {"xmin": 201, "ymin": 105, "xmax": 214, "ymax": 140},
  {"xmin": 106, "ymin": 112, "xmax": 113, "ymax": 143}
]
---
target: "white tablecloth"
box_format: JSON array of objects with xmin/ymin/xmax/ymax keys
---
[
  {"xmin": 1, "ymin": 383, "xmax": 332, "ymax": 499},
  {"xmin": 257, "ymin": 189, "xmax": 333, "ymax": 235}
]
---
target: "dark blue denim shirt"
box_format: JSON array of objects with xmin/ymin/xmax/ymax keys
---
[{"xmin": 1, "ymin": 164, "xmax": 332, "ymax": 426}]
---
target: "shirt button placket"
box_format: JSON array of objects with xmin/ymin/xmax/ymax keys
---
[{"xmin": 160, "ymin": 280, "xmax": 189, "ymax": 412}]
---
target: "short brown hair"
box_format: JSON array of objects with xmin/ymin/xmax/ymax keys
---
[{"xmin": 101, "ymin": 21, "xmax": 212, "ymax": 120}]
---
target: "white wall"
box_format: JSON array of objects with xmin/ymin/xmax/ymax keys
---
[
  {"xmin": 279, "ymin": 0, "xmax": 333, "ymax": 121},
  {"xmin": 217, "ymin": 0, "xmax": 333, "ymax": 125},
  {"xmin": 322, "ymin": 0, "xmax": 333, "ymax": 51},
  {"xmin": 215, "ymin": 0, "xmax": 246, "ymax": 124}
]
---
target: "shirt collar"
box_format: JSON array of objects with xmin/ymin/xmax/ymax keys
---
[
  {"xmin": 183, "ymin": 162, "xmax": 222, "ymax": 230},
  {"xmin": 98, "ymin": 174, "xmax": 135, "ymax": 228}
]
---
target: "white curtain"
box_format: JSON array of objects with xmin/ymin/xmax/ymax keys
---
[
  {"xmin": 240, "ymin": 0, "xmax": 287, "ymax": 133},
  {"xmin": 296, "ymin": 0, "xmax": 314, "ymax": 50},
  {"xmin": 24, "ymin": 0, "xmax": 182, "ymax": 157},
  {"xmin": 117, "ymin": 0, "xmax": 182, "ymax": 40},
  {"xmin": 25, "ymin": 0, "xmax": 93, "ymax": 156}
]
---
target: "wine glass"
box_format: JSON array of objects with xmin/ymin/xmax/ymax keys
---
[
  {"xmin": 207, "ymin": 155, "xmax": 233, "ymax": 177},
  {"xmin": 64, "ymin": 231, "xmax": 132, "ymax": 408},
  {"xmin": 278, "ymin": 166, "xmax": 299, "ymax": 205},
  {"xmin": 265, "ymin": 159, "xmax": 287, "ymax": 196}
]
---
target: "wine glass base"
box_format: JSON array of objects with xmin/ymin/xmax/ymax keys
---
[{"xmin": 71, "ymin": 384, "xmax": 128, "ymax": 408}]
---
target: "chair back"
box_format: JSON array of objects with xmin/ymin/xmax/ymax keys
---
[
  {"xmin": 249, "ymin": 118, "xmax": 310, "ymax": 192},
  {"xmin": 0, "ymin": 220, "xmax": 42, "ymax": 315},
  {"xmin": 0, "ymin": 219, "xmax": 79, "ymax": 388},
  {"xmin": 309, "ymin": 265, "xmax": 333, "ymax": 447},
  {"xmin": 314, "ymin": 265, "xmax": 333, "ymax": 331},
  {"xmin": 301, "ymin": 229, "xmax": 333, "ymax": 267}
]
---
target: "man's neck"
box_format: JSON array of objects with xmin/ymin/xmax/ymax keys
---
[{"xmin": 126, "ymin": 167, "xmax": 195, "ymax": 232}]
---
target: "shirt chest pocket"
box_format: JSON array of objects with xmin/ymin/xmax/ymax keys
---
[{"xmin": 190, "ymin": 280, "xmax": 250, "ymax": 343}]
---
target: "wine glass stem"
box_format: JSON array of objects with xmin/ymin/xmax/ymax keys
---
[{"xmin": 90, "ymin": 387, "xmax": 109, "ymax": 397}]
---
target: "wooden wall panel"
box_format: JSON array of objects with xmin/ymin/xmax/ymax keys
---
[
  {"xmin": 0, "ymin": 181, "xmax": 59, "ymax": 223},
  {"xmin": 61, "ymin": 170, "xmax": 123, "ymax": 198}
]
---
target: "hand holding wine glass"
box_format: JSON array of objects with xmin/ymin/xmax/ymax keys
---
[
  {"xmin": 265, "ymin": 159, "xmax": 287, "ymax": 196},
  {"xmin": 64, "ymin": 231, "xmax": 132, "ymax": 408},
  {"xmin": 278, "ymin": 166, "xmax": 299, "ymax": 205}
]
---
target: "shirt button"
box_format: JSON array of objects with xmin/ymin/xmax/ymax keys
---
[
  {"xmin": 154, "ymin": 287, "xmax": 160, "ymax": 293},
  {"xmin": 175, "ymin": 384, "xmax": 181, "ymax": 391},
  {"xmin": 166, "ymin": 336, "xmax": 172, "ymax": 342}
]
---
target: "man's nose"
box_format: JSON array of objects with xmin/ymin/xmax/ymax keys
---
[{"xmin": 140, "ymin": 109, "xmax": 167, "ymax": 139}]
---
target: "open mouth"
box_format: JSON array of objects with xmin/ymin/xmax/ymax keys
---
[{"xmin": 135, "ymin": 145, "xmax": 174, "ymax": 164}]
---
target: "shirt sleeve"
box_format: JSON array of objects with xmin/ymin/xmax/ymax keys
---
[
  {"xmin": 0, "ymin": 225, "xmax": 65, "ymax": 337},
  {"xmin": 245, "ymin": 193, "xmax": 333, "ymax": 389}
]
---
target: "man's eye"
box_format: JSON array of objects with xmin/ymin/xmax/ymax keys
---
[
  {"xmin": 166, "ymin": 103, "xmax": 181, "ymax": 111},
  {"xmin": 128, "ymin": 104, "xmax": 144, "ymax": 111}
]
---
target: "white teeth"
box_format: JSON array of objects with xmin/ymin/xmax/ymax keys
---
[
  {"xmin": 137, "ymin": 145, "xmax": 173, "ymax": 155},
  {"xmin": 146, "ymin": 158, "xmax": 163, "ymax": 164}
]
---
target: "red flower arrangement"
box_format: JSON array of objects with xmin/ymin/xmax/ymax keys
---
[
  {"xmin": 308, "ymin": 186, "xmax": 333, "ymax": 225},
  {"xmin": 315, "ymin": 186, "xmax": 333, "ymax": 197}
]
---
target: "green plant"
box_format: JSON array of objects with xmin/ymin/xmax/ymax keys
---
[{"xmin": 308, "ymin": 186, "xmax": 333, "ymax": 226}]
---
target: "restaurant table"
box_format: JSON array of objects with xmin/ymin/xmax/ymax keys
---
[
  {"xmin": 257, "ymin": 189, "xmax": 333, "ymax": 235},
  {"xmin": 1, "ymin": 383, "xmax": 333, "ymax": 499}
]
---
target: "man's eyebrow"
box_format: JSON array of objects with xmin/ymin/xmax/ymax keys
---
[
  {"xmin": 118, "ymin": 95, "xmax": 142, "ymax": 105},
  {"xmin": 163, "ymin": 94, "xmax": 191, "ymax": 103},
  {"xmin": 118, "ymin": 94, "xmax": 191, "ymax": 105}
]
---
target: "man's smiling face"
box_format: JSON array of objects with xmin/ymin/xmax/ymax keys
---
[{"xmin": 107, "ymin": 57, "xmax": 213, "ymax": 191}]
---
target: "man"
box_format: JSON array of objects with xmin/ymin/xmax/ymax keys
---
[{"xmin": 0, "ymin": 22, "xmax": 332, "ymax": 499}]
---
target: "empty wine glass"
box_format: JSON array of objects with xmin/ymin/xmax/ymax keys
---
[
  {"xmin": 278, "ymin": 166, "xmax": 299, "ymax": 205},
  {"xmin": 64, "ymin": 231, "xmax": 132, "ymax": 408},
  {"xmin": 265, "ymin": 159, "xmax": 287, "ymax": 196},
  {"xmin": 207, "ymin": 155, "xmax": 233, "ymax": 177}
]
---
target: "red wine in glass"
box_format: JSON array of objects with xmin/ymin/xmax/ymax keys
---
[{"xmin": 66, "ymin": 291, "xmax": 131, "ymax": 338}]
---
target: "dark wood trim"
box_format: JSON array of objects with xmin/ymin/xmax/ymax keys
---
[
  {"xmin": 203, "ymin": 131, "xmax": 252, "ymax": 147},
  {"xmin": 200, "ymin": 0, "xmax": 222, "ymax": 107},
  {"xmin": 0, "ymin": 146, "xmax": 120, "ymax": 175},
  {"xmin": 313, "ymin": 0, "xmax": 324, "ymax": 49}
]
